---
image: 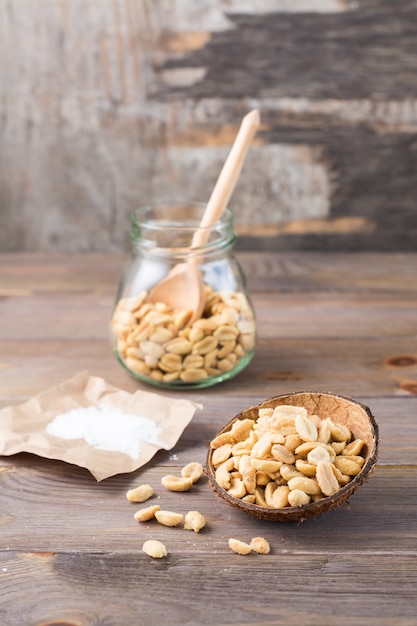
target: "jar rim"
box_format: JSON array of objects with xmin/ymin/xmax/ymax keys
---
[{"xmin": 130, "ymin": 202, "xmax": 236, "ymax": 255}]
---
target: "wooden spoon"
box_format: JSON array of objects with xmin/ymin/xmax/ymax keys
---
[{"xmin": 147, "ymin": 109, "xmax": 260, "ymax": 322}]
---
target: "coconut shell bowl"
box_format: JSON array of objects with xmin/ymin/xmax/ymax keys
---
[{"xmin": 206, "ymin": 391, "xmax": 379, "ymax": 522}]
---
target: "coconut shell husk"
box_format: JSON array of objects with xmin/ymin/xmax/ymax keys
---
[{"xmin": 206, "ymin": 391, "xmax": 379, "ymax": 522}]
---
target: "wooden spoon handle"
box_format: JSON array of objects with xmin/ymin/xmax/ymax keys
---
[{"xmin": 191, "ymin": 109, "xmax": 260, "ymax": 249}]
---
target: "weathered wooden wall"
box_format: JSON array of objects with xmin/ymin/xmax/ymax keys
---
[{"xmin": 1, "ymin": 0, "xmax": 416, "ymax": 252}]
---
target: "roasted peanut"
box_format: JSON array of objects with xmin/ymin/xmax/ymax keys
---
[
  {"xmin": 184, "ymin": 510, "xmax": 206, "ymax": 532},
  {"xmin": 155, "ymin": 510, "xmax": 184, "ymax": 527},
  {"xmin": 210, "ymin": 404, "xmax": 367, "ymax": 510},
  {"xmin": 126, "ymin": 484, "xmax": 154, "ymax": 503},
  {"xmin": 142, "ymin": 539, "xmax": 167, "ymax": 559},
  {"xmin": 229, "ymin": 538, "xmax": 252, "ymax": 555},
  {"xmin": 161, "ymin": 475, "xmax": 193, "ymax": 492},
  {"xmin": 134, "ymin": 504, "xmax": 161, "ymax": 522}
]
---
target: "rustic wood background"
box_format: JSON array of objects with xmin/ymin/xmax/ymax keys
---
[{"xmin": 1, "ymin": 0, "xmax": 417, "ymax": 253}]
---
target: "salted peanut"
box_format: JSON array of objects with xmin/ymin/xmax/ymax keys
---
[
  {"xmin": 307, "ymin": 446, "xmax": 331, "ymax": 465},
  {"xmin": 343, "ymin": 439, "xmax": 366, "ymax": 456},
  {"xmin": 271, "ymin": 417, "xmax": 298, "ymax": 436},
  {"xmin": 255, "ymin": 471, "xmax": 270, "ymax": 486},
  {"xmin": 219, "ymin": 307, "xmax": 239, "ymax": 325},
  {"xmin": 139, "ymin": 340, "xmax": 165, "ymax": 359},
  {"xmin": 188, "ymin": 327, "xmax": 205, "ymax": 343},
  {"xmin": 326, "ymin": 418, "xmax": 351, "ymax": 442},
  {"xmin": 228, "ymin": 477, "xmax": 246, "ymax": 499},
  {"xmin": 250, "ymin": 433, "xmax": 274, "ymax": 459},
  {"xmin": 288, "ymin": 476, "xmax": 321, "ymax": 495},
  {"xmin": 124, "ymin": 356, "xmax": 150, "ymax": 376},
  {"xmin": 149, "ymin": 369, "xmax": 164, "ymax": 381},
  {"xmin": 173, "ymin": 309, "xmax": 193, "ymax": 329},
  {"xmin": 317, "ymin": 419, "xmax": 332, "ymax": 444},
  {"xmin": 280, "ymin": 464, "xmax": 304, "ymax": 482},
  {"xmin": 217, "ymin": 340, "xmax": 236, "ymax": 359},
  {"xmin": 295, "ymin": 459, "xmax": 317, "ymax": 477},
  {"xmin": 149, "ymin": 326, "xmax": 174, "ymax": 343},
  {"xmin": 142, "ymin": 539, "xmax": 167, "ymax": 559},
  {"xmin": 238, "ymin": 454, "xmax": 251, "ymax": 475},
  {"xmin": 242, "ymin": 494, "xmax": 256, "ymax": 504},
  {"xmin": 295, "ymin": 414, "xmax": 318, "ymax": 442},
  {"xmin": 316, "ymin": 461, "xmax": 340, "ymax": 496},
  {"xmin": 158, "ymin": 353, "xmax": 182, "ymax": 373},
  {"xmin": 215, "ymin": 458, "xmax": 234, "ymax": 490},
  {"xmin": 229, "ymin": 538, "xmax": 252, "ymax": 555},
  {"xmin": 213, "ymin": 324, "xmax": 239, "ymax": 342},
  {"xmin": 193, "ymin": 318, "xmax": 218, "ymax": 332},
  {"xmin": 161, "ymin": 475, "xmax": 193, "ymax": 492},
  {"xmin": 217, "ymin": 356, "xmax": 236, "ymax": 372},
  {"xmin": 183, "ymin": 354, "xmax": 204, "ymax": 369},
  {"xmin": 271, "ymin": 444, "xmax": 295, "ymax": 464},
  {"xmin": 237, "ymin": 320, "xmax": 256, "ymax": 335},
  {"xmin": 126, "ymin": 484, "xmax": 154, "ymax": 503},
  {"xmin": 284, "ymin": 433, "xmax": 303, "ymax": 452},
  {"xmin": 180, "ymin": 368, "xmax": 208, "ymax": 382},
  {"xmin": 271, "ymin": 485, "xmax": 290, "ymax": 509},
  {"xmin": 330, "ymin": 464, "xmax": 351, "ymax": 486},
  {"xmin": 250, "ymin": 459, "xmax": 282, "ymax": 473},
  {"xmin": 264, "ymin": 482, "xmax": 277, "ymax": 507},
  {"xmin": 232, "ymin": 431, "xmax": 257, "ymax": 456},
  {"xmin": 192, "ymin": 335, "xmax": 218, "ymax": 355},
  {"xmin": 184, "ymin": 510, "xmax": 206, "ymax": 532},
  {"xmin": 342, "ymin": 454, "xmax": 365, "ymax": 466},
  {"xmin": 162, "ymin": 371, "xmax": 180, "ymax": 383},
  {"xmin": 273, "ymin": 405, "xmax": 307, "ymax": 420},
  {"xmin": 134, "ymin": 504, "xmax": 161, "ymax": 522},
  {"xmin": 333, "ymin": 456, "xmax": 362, "ymax": 475},
  {"xmin": 258, "ymin": 407, "xmax": 274, "ymax": 418},
  {"xmin": 295, "ymin": 441, "xmax": 335, "ymax": 458},
  {"xmin": 181, "ymin": 462, "xmax": 203, "ymax": 483},
  {"xmin": 212, "ymin": 443, "xmax": 233, "ymax": 466},
  {"xmin": 210, "ymin": 431, "xmax": 235, "ymax": 449},
  {"xmin": 239, "ymin": 334, "xmax": 255, "ymax": 351},
  {"xmin": 242, "ymin": 464, "xmax": 257, "ymax": 494},
  {"xmin": 230, "ymin": 418, "xmax": 256, "ymax": 442},
  {"xmin": 331, "ymin": 441, "xmax": 346, "ymax": 455},
  {"xmin": 165, "ymin": 337, "xmax": 193, "ymax": 355},
  {"xmin": 254, "ymin": 487, "xmax": 267, "ymax": 507},
  {"xmin": 250, "ymin": 536, "xmax": 270, "ymax": 554},
  {"xmin": 288, "ymin": 489, "xmax": 311, "ymax": 507},
  {"xmin": 155, "ymin": 510, "xmax": 184, "ymax": 527},
  {"xmin": 203, "ymin": 348, "xmax": 219, "ymax": 369}
]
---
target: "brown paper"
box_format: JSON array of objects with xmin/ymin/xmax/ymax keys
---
[{"xmin": 0, "ymin": 371, "xmax": 201, "ymax": 481}]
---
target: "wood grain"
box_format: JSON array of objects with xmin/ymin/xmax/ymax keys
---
[
  {"xmin": 1, "ymin": 2, "xmax": 417, "ymax": 252},
  {"xmin": 0, "ymin": 251, "xmax": 417, "ymax": 625}
]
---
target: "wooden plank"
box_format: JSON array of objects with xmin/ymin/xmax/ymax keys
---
[
  {"xmin": 1, "ymin": 334, "xmax": 415, "ymax": 400},
  {"xmin": 0, "ymin": 550, "xmax": 416, "ymax": 626},
  {"xmin": 0, "ymin": 465, "xmax": 416, "ymax": 553},
  {"xmin": 2, "ymin": 252, "xmax": 417, "ymax": 294},
  {"xmin": 1, "ymin": 3, "xmax": 417, "ymax": 252}
]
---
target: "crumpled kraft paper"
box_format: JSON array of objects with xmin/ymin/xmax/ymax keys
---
[{"xmin": 0, "ymin": 371, "xmax": 202, "ymax": 481}]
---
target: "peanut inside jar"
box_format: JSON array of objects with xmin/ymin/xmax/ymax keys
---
[{"xmin": 111, "ymin": 284, "xmax": 256, "ymax": 385}]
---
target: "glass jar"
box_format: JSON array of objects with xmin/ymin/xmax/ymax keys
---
[{"xmin": 111, "ymin": 203, "xmax": 256, "ymax": 389}]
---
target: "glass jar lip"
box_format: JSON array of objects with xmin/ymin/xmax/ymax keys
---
[{"xmin": 130, "ymin": 202, "xmax": 236, "ymax": 255}]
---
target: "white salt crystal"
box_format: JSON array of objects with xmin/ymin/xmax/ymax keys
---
[{"xmin": 46, "ymin": 405, "xmax": 164, "ymax": 459}]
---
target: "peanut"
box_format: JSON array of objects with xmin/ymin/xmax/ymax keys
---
[
  {"xmin": 210, "ymin": 405, "xmax": 367, "ymax": 510},
  {"xmin": 184, "ymin": 510, "xmax": 206, "ymax": 533},
  {"xmin": 155, "ymin": 510, "xmax": 184, "ymax": 527},
  {"xmin": 142, "ymin": 539, "xmax": 167, "ymax": 559},
  {"xmin": 161, "ymin": 475, "xmax": 193, "ymax": 492},
  {"xmin": 229, "ymin": 538, "xmax": 252, "ymax": 555},
  {"xmin": 134, "ymin": 504, "xmax": 161, "ymax": 522},
  {"xmin": 126, "ymin": 484, "xmax": 154, "ymax": 503},
  {"xmin": 181, "ymin": 462, "xmax": 203, "ymax": 483},
  {"xmin": 112, "ymin": 284, "xmax": 256, "ymax": 385},
  {"xmin": 250, "ymin": 537, "xmax": 271, "ymax": 554}
]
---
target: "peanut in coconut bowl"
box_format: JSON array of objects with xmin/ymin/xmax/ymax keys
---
[{"xmin": 206, "ymin": 391, "xmax": 379, "ymax": 522}]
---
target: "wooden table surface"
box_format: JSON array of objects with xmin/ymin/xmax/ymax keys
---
[{"xmin": 1, "ymin": 251, "xmax": 417, "ymax": 626}]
